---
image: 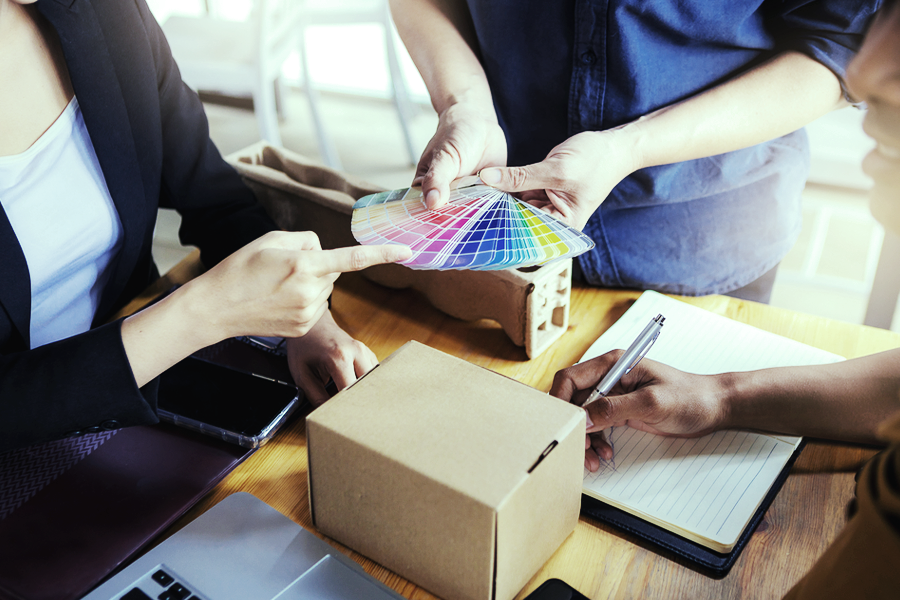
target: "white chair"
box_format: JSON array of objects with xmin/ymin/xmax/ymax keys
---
[
  {"xmin": 804, "ymin": 108, "xmax": 899, "ymax": 330},
  {"xmin": 296, "ymin": 0, "xmax": 419, "ymax": 167},
  {"xmin": 162, "ymin": 0, "xmax": 417, "ymax": 170},
  {"xmin": 163, "ymin": 0, "xmax": 306, "ymax": 157},
  {"xmin": 864, "ymin": 230, "xmax": 900, "ymax": 329}
]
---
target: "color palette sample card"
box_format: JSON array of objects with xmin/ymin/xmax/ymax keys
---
[{"xmin": 351, "ymin": 176, "xmax": 595, "ymax": 270}]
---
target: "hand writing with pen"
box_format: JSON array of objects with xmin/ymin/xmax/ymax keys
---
[{"xmin": 550, "ymin": 354, "xmax": 728, "ymax": 472}]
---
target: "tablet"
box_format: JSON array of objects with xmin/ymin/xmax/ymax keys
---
[{"xmin": 157, "ymin": 356, "xmax": 301, "ymax": 448}]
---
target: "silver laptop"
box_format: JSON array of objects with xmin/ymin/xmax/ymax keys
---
[{"xmin": 84, "ymin": 492, "xmax": 404, "ymax": 600}]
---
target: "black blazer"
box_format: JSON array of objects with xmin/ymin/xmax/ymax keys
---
[{"xmin": 0, "ymin": 0, "xmax": 278, "ymax": 450}]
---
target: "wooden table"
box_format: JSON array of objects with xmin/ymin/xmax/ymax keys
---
[{"xmin": 128, "ymin": 253, "xmax": 900, "ymax": 600}]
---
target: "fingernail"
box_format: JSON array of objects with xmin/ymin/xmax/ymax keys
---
[
  {"xmin": 480, "ymin": 168, "xmax": 501, "ymax": 185},
  {"xmin": 425, "ymin": 189, "xmax": 440, "ymax": 208},
  {"xmin": 585, "ymin": 409, "xmax": 594, "ymax": 430}
]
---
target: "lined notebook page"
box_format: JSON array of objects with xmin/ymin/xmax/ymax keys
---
[{"xmin": 580, "ymin": 291, "xmax": 843, "ymax": 551}]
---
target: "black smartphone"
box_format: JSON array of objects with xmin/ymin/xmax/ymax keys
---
[
  {"xmin": 523, "ymin": 579, "xmax": 590, "ymax": 600},
  {"xmin": 157, "ymin": 356, "xmax": 300, "ymax": 448}
]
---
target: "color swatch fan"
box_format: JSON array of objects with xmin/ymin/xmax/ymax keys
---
[{"xmin": 351, "ymin": 176, "xmax": 595, "ymax": 270}]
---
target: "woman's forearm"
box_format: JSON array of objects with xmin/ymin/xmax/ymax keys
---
[{"xmin": 120, "ymin": 277, "xmax": 222, "ymax": 388}]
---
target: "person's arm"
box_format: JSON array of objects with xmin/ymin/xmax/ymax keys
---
[
  {"xmin": 121, "ymin": 232, "xmax": 409, "ymax": 388},
  {"xmin": 0, "ymin": 231, "xmax": 408, "ymax": 451},
  {"xmin": 551, "ymin": 349, "xmax": 900, "ymax": 471},
  {"xmin": 138, "ymin": 0, "xmax": 387, "ymax": 397},
  {"xmin": 388, "ymin": 0, "xmax": 506, "ymax": 208},
  {"xmin": 0, "ymin": 2, "xmax": 411, "ymax": 452},
  {"xmin": 481, "ymin": 50, "xmax": 848, "ymax": 229}
]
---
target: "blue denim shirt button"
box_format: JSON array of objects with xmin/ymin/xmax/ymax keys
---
[{"xmin": 580, "ymin": 50, "xmax": 596, "ymax": 65}]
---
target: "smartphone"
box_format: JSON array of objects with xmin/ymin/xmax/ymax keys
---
[
  {"xmin": 237, "ymin": 335, "xmax": 288, "ymax": 357},
  {"xmin": 523, "ymin": 579, "xmax": 590, "ymax": 600},
  {"xmin": 157, "ymin": 356, "xmax": 301, "ymax": 449}
]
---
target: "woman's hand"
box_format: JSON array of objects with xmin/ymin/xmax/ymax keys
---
[
  {"xmin": 188, "ymin": 231, "xmax": 411, "ymax": 342},
  {"xmin": 415, "ymin": 102, "xmax": 508, "ymax": 209},
  {"xmin": 285, "ymin": 310, "xmax": 378, "ymax": 406},
  {"xmin": 122, "ymin": 231, "xmax": 410, "ymax": 388},
  {"xmin": 550, "ymin": 351, "xmax": 727, "ymax": 472},
  {"xmin": 478, "ymin": 129, "xmax": 642, "ymax": 230}
]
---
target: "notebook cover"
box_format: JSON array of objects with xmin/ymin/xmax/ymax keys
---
[{"xmin": 580, "ymin": 440, "xmax": 806, "ymax": 577}]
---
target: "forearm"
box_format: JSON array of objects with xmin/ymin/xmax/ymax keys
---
[
  {"xmin": 121, "ymin": 233, "xmax": 410, "ymax": 388},
  {"xmin": 120, "ymin": 278, "xmax": 224, "ymax": 387},
  {"xmin": 389, "ymin": 0, "xmax": 494, "ymax": 116},
  {"xmin": 718, "ymin": 350, "xmax": 900, "ymax": 444},
  {"xmin": 616, "ymin": 51, "xmax": 847, "ymax": 171}
]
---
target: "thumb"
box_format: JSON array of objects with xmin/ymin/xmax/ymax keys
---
[
  {"xmin": 479, "ymin": 161, "xmax": 560, "ymax": 193},
  {"xmin": 584, "ymin": 391, "xmax": 651, "ymax": 433},
  {"xmin": 292, "ymin": 361, "xmax": 329, "ymax": 407},
  {"xmin": 422, "ymin": 150, "xmax": 463, "ymax": 209}
]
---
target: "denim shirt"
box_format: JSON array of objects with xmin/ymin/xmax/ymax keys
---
[{"xmin": 465, "ymin": 0, "xmax": 878, "ymax": 295}]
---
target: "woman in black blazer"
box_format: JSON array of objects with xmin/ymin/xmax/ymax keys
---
[{"xmin": 0, "ymin": 0, "xmax": 408, "ymax": 451}]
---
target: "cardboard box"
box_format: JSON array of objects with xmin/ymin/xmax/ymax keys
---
[
  {"xmin": 306, "ymin": 342, "xmax": 584, "ymax": 600},
  {"xmin": 226, "ymin": 142, "xmax": 573, "ymax": 358}
]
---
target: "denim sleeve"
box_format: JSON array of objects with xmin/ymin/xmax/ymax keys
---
[{"xmin": 773, "ymin": 0, "xmax": 883, "ymax": 100}]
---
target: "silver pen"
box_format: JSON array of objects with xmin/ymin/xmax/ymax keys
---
[{"xmin": 583, "ymin": 313, "xmax": 665, "ymax": 406}]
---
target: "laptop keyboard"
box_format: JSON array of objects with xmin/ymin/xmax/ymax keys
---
[{"xmin": 117, "ymin": 566, "xmax": 209, "ymax": 600}]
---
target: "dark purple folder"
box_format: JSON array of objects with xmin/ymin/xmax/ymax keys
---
[
  {"xmin": 0, "ymin": 424, "xmax": 253, "ymax": 600},
  {"xmin": 0, "ymin": 338, "xmax": 290, "ymax": 600}
]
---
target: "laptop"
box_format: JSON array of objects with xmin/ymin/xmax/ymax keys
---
[{"xmin": 84, "ymin": 492, "xmax": 404, "ymax": 600}]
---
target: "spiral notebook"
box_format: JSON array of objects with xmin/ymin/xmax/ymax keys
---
[{"xmin": 578, "ymin": 291, "xmax": 843, "ymax": 574}]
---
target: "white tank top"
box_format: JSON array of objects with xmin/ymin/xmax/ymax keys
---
[{"xmin": 0, "ymin": 97, "xmax": 124, "ymax": 349}]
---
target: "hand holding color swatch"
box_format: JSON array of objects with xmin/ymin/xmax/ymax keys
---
[{"xmin": 351, "ymin": 176, "xmax": 595, "ymax": 270}]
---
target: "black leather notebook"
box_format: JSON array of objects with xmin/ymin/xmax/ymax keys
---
[
  {"xmin": 580, "ymin": 441, "xmax": 805, "ymax": 577},
  {"xmin": 576, "ymin": 291, "xmax": 842, "ymax": 577}
]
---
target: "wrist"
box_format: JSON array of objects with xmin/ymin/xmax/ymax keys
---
[
  {"xmin": 714, "ymin": 371, "xmax": 759, "ymax": 431},
  {"xmin": 437, "ymin": 87, "xmax": 497, "ymax": 124},
  {"xmin": 171, "ymin": 277, "xmax": 230, "ymax": 348},
  {"xmin": 603, "ymin": 120, "xmax": 649, "ymax": 175},
  {"xmin": 298, "ymin": 307, "xmax": 336, "ymax": 339},
  {"xmin": 120, "ymin": 281, "xmax": 227, "ymax": 388}
]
